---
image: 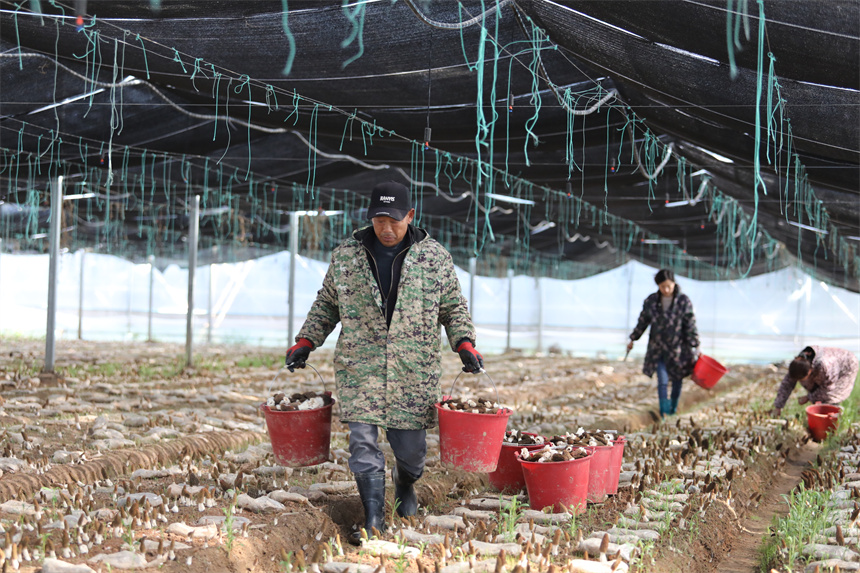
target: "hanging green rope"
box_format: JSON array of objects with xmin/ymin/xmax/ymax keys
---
[{"xmin": 341, "ymin": 0, "xmax": 368, "ymax": 68}]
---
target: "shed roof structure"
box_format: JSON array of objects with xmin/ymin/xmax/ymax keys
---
[{"xmin": 1, "ymin": 0, "xmax": 858, "ymax": 290}]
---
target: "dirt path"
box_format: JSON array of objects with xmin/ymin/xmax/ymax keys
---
[{"xmin": 714, "ymin": 440, "xmax": 820, "ymax": 573}]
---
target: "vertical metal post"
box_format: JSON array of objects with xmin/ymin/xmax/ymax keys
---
[
  {"xmin": 126, "ymin": 264, "xmax": 133, "ymax": 335},
  {"xmin": 795, "ymin": 270, "xmax": 809, "ymax": 348},
  {"xmin": 147, "ymin": 254, "xmax": 155, "ymax": 342},
  {"xmin": 506, "ymin": 268, "xmax": 514, "ymax": 352},
  {"xmin": 207, "ymin": 264, "xmax": 213, "ymax": 344},
  {"xmin": 468, "ymin": 257, "xmax": 477, "ymax": 321},
  {"xmin": 536, "ymin": 277, "xmax": 543, "ymax": 354},
  {"xmin": 712, "ymin": 278, "xmax": 718, "ymax": 355},
  {"xmin": 288, "ymin": 211, "xmax": 299, "ymax": 345},
  {"xmin": 625, "ymin": 263, "xmax": 634, "ymax": 339},
  {"xmin": 45, "ymin": 176, "xmax": 63, "ymax": 373},
  {"xmin": 77, "ymin": 250, "xmax": 85, "ymax": 340},
  {"xmin": 0, "ymin": 238, "xmax": 3, "ymax": 333},
  {"xmin": 185, "ymin": 195, "xmax": 200, "ymax": 367}
]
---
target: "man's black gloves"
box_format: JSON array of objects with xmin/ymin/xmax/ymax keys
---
[
  {"xmin": 456, "ymin": 340, "xmax": 484, "ymax": 374},
  {"xmin": 285, "ymin": 338, "xmax": 314, "ymax": 372}
]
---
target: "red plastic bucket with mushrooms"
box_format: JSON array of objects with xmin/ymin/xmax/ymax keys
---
[
  {"xmin": 517, "ymin": 446, "xmax": 592, "ymax": 513},
  {"xmin": 488, "ymin": 431, "xmax": 546, "ymax": 493},
  {"xmin": 545, "ymin": 430, "xmax": 618, "ymax": 502},
  {"xmin": 435, "ymin": 372, "xmax": 512, "ymax": 472},
  {"xmin": 584, "ymin": 444, "xmax": 614, "ymax": 502},
  {"xmin": 606, "ymin": 435, "xmax": 626, "ymax": 495},
  {"xmin": 435, "ymin": 402, "xmax": 511, "ymax": 472},
  {"xmin": 260, "ymin": 366, "xmax": 335, "ymax": 467}
]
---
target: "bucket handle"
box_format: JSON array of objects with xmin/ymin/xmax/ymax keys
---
[
  {"xmin": 447, "ymin": 369, "xmax": 501, "ymax": 408},
  {"xmin": 268, "ymin": 363, "xmax": 328, "ymax": 396}
]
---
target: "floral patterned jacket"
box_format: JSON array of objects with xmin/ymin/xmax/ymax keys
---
[
  {"xmin": 629, "ymin": 287, "xmax": 700, "ymax": 381},
  {"xmin": 773, "ymin": 346, "xmax": 859, "ymax": 409}
]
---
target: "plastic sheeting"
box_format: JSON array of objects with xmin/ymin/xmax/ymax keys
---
[{"xmin": 1, "ymin": 250, "xmax": 856, "ymax": 363}]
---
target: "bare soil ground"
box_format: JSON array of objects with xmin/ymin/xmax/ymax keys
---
[
  {"xmin": 715, "ymin": 441, "xmax": 820, "ymax": 573},
  {"xmin": 0, "ymin": 339, "xmax": 807, "ymax": 573}
]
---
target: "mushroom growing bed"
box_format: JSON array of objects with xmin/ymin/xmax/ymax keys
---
[{"xmin": 0, "ymin": 339, "xmax": 819, "ymax": 573}]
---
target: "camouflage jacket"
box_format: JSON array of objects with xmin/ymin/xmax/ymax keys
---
[
  {"xmin": 630, "ymin": 288, "xmax": 700, "ymax": 381},
  {"xmin": 297, "ymin": 226, "xmax": 475, "ymax": 430},
  {"xmin": 773, "ymin": 346, "xmax": 859, "ymax": 409}
]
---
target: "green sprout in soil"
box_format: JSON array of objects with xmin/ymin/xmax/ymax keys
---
[
  {"xmin": 497, "ymin": 495, "xmax": 523, "ymax": 542},
  {"xmin": 223, "ymin": 498, "xmax": 238, "ymax": 553},
  {"xmin": 760, "ymin": 483, "xmax": 833, "ymax": 572}
]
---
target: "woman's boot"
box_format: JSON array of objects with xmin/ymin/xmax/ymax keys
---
[
  {"xmin": 392, "ymin": 464, "xmax": 419, "ymax": 517},
  {"xmin": 669, "ymin": 397, "xmax": 679, "ymax": 415},
  {"xmin": 349, "ymin": 472, "xmax": 386, "ymax": 545}
]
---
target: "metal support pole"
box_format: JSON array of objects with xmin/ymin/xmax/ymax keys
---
[
  {"xmin": 625, "ymin": 263, "xmax": 634, "ymax": 340},
  {"xmin": 185, "ymin": 195, "xmax": 200, "ymax": 368},
  {"xmin": 45, "ymin": 176, "xmax": 63, "ymax": 373},
  {"xmin": 147, "ymin": 255, "xmax": 155, "ymax": 342},
  {"xmin": 795, "ymin": 269, "xmax": 809, "ymax": 348},
  {"xmin": 288, "ymin": 211, "xmax": 299, "ymax": 345},
  {"xmin": 468, "ymin": 257, "xmax": 477, "ymax": 322},
  {"xmin": 207, "ymin": 264, "xmax": 213, "ymax": 344},
  {"xmin": 77, "ymin": 250, "xmax": 85, "ymax": 340},
  {"xmin": 506, "ymin": 268, "xmax": 514, "ymax": 352},
  {"xmin": 126, "ymin": 266, "xmax": 132, "ymax": 335},
  {"xmin": 536, "ymin": 277, "xmax": 543, "ymax": 354},
  {"xmin": 0, "ymin": 238, "xmax": 3, "ymax": 333},
  {"xmin": 712, "ymin": 278, "xmax": 718, "ymax": 355}
]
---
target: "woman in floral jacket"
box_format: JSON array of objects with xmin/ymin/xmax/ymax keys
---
[
  {"xmin": 627, "ymin": 269, "xmax": 700, "ymax": 417},
  {"xmin": 772, "ymin": 346, "xmax": 859, "ymax": 417}
]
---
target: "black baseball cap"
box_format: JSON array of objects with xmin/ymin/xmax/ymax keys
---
[{"xmin": 367, "ymin": 181, "xmax": 413, "ymax": 220}]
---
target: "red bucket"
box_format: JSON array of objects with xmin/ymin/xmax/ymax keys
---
[
  {"xmin": 488, "ymin": 434, "xmax": 545, "ymax": 493},
  {"xmin": 691, "ymin": 355, "xmax": 728, "ymax": 389},
  {"xmin": 585, "ymin": 444, "xmax": 614, "ymax": 503},
  {"xmin": 606, "ymin": 435, "xmax": 626, "ymax": 495},
  {"xmin": 435, "ymin": 404, "xmax": 511, "ymax": 472},
  {"xmin": 261, "ymin": 393, "xmax": 334, "ymax": 467},
  {"xmin": 518, "ymin": 451, "xmax": 592, "ymax": 513},
  {"xmin": 806, "ymin": 404, "xmax": 842, "ymax": 441}
]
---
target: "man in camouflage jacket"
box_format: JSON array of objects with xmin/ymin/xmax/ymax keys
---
[{"xmin": 284, "ymin": 181, "xmax": 482, "ymax": 543}]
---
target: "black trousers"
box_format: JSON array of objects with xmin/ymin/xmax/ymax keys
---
[{"xmin": 347, "ymin": 422, "xmax": 426, "ymax": 478}]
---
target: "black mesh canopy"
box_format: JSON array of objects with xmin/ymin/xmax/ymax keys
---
[{"xmin": 1, "ymin": 0, "xmax": 858, "ymax": 290}]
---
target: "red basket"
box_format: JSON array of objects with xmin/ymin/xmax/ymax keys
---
[{"xmin": 691, "ymin": 354, "xmax": 728, "ymax": 389}]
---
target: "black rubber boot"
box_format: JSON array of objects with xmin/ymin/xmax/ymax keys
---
[
  {"xmin": 392, "ymin": 464, "xmax": 419, "ymax": 517},
  {"xmin": 349, "ymin": 472, "xmax": 386, "ymax": 545}
]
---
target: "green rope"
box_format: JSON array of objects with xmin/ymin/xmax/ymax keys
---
[
  {"xmin": 13, "ymin": 1, "xmax": 24, "ymax": 70},
  {"xmin": 210, "ymin": 67, "xmax": 222, "ymax": 141},
  {"xmin": 522, "ymin": 22, "xmax": 543, "ymax": 168},
  {"xmin": 234, "ymin": 75, "xmax": 253, "ymax": 179},
  {"xmin": 726, "ymin": 0, "xmax": 738, "ymax": 80},
  {"xmin": 281, "ymin": 0, "xmax": 296, "ymax": 75},
  {"xmin": 190, "ymin": 58, "xmax": 205, "ymax": 91},
  {"xmin": 306, "ymin": 104, "xmax": 319, "ymax": 194},
  {"xmin": 341, "ymin": 0, "xmax": 367, "ymax": 69},
  {"xmin": 265, "ymin": 84, "xmax": 279, "ymax": 112},
  {"xmin": 134, "ymin": 34, "xmax": 150, "ymax": 79},
  {"xmin": 743, "ymin": 0, "xmax": 769, "ymax": 277},
  {"xmin": 172, "ymin": 48, "xmax": 187, "ymax": 73}
]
